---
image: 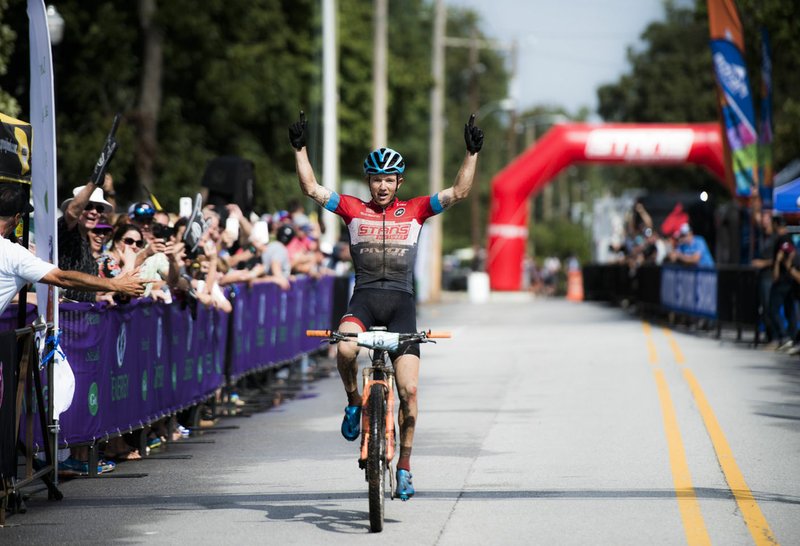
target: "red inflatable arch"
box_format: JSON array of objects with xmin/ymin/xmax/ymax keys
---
[{"xmin": 487, "ymin": 122, "xmax": 727, "ymax": 290}]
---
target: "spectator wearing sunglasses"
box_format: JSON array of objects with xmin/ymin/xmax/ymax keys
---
[
  {"xmin": 58, "ymin": 184, "xmax": 114, "ymax": 302},
  {"xmin": 89, "ymin": 223, "xmax": 114, "ymax": 260},
  {"xmin": 97, "ymin": 224, "xmax": 145, "ymax": 280}
]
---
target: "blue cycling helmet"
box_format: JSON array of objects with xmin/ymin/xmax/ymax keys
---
[{"xmin": 363, "ymin": 147, "xmax": 405, "ymax": 175}]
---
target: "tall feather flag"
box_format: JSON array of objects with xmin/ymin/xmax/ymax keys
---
[
  {"xmin": 707, "ymin": 0, "xmax": 758, "ymax": 197},
  {"xmin": 758, "ymin": 28, "xmax": 773, "ymax": 208},
  {"xmin": 28, "ymin": 0, "xmax": 59, "ymax": 327}
]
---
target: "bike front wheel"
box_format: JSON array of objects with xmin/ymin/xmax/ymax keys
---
[{"xmin": 367, "ymin": 382, "xmax": 387, "ymax": 532}]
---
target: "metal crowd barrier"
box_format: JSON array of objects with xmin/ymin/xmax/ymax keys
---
[
  {"xmin": 0, "ymin": 275, "xmax": 342, "ymax": 467},
  {"xmin": 582, "ymin": 263, "xmax": 761, "ymax": 341}
]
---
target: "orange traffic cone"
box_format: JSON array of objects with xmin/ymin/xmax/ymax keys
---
[{"xmin": 566, "ymin": 269, "xmax": 584, "ymax": 302}]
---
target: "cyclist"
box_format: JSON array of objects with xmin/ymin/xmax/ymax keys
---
[{"xmin": 289, "ymin": 111, "xmax": 483, "ymax": 500}]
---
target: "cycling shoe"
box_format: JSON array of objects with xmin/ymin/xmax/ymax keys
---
[
  {"xmin": 341, "ymin": 405, "xmax": 361, "ymax": 441},
  {"xmin": 396, "ymin": 469, "xmax": 414, "ymax": 500}
]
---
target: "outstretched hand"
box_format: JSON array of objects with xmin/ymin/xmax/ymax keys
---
[
  {"xmin": 464, "ymin": 113, "xmax": 484, "ymax": 155},
  {"xmin": 289, "ymin": 110, "xmax": 308, "ymax": 151},
  {"xmin": 113, "ymin": 268, "xmax": 148, "ymax": 297}
]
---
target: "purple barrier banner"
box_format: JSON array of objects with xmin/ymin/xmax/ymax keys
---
[
  {"xmin": 229, "ymin": 276, "xmax": 333, "ymax": 380},
  {"xmin": 4, "ymin": 275, "xmax": 335, "ymax": 447},
  {"xmin": 0, "ymin": 303, "xmax": 37, "ymax": 332},
  {"xmin": 54, "ymin": 299, "xmax": 228, "ymax": 445}
]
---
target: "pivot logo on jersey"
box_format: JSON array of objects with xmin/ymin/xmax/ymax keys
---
[
  {"xmin": 357, "ymin": 223, "xmax": 411, "ymax": 240},
  {"xmin": 116, "ymin": 324, "xmax": 127, "ymax": 368},
  {"xmin": 360, "ymin": 247, "xmax": 410, "ymax": 256},
  {"xmin": 394, "ymin": 208, "xmax": 406, "ymax": 217}
]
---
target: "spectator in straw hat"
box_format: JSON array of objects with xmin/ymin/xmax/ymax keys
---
[
  {"xmin": 58, "ymin": 183, "xmax": 113, "ymax": 302},
  {"xmin": 0, "ymin": 183, "xmax": 146, "ymax": 315}
]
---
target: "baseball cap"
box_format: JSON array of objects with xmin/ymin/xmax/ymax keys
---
[{"xmin": 128, "ymin": 201, "xmax": 156, "ymax": 220}]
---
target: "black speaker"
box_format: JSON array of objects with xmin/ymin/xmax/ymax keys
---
[{"xmin": 201, "ymin": 156, "xmax": 255, "ymax": 216}]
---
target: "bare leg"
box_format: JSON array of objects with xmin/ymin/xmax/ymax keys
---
[
  {"xmin": 394, "ymin": 354, "xmax": 420, "ymax": 470},
  {"xmin": 337, "ymin": 320, "xmax": 363, "ymax": 405}
]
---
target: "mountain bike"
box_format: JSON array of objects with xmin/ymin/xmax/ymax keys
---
[{"xmin": 306, "ymin": 327, "xmax": 450, "ymax": 532}]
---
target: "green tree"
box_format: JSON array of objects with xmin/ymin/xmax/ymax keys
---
[
  {"xmin": 597, "ymin": 0, "xmax": 800, "ymax": 193},
  {"xmin": 0, "ymin": 0, "xmax": 19, "ymax": 116},
  {"xmin": 0, "ymin": 0, "xmax": 509, "ymax": 252},
  {"xmin": 735, "ymin": 0, "xmax": 800, "ymax": 172},
  {"xmin": 596, "ymin": 0, "xmax": 723, "ymax": 198}
]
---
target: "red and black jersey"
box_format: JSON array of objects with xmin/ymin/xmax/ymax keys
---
[{"xmin": 324, "ymin": 192, "xmax": 444, "ymax": 294}]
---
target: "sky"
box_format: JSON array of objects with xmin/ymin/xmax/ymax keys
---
[{"xmin": 447, "ymin": 0, "xmax": 670, "ymax": 118}]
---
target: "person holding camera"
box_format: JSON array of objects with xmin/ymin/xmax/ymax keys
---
[{"xmin": 769, "ymin": 220, "xmax": 798, "ymax": 351}]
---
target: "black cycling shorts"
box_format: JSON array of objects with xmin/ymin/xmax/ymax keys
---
[{"xmin": 340, "ymin": 288, "xmax": 420, "ymax": 358}]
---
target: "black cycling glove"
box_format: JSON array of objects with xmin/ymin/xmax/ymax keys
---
[
  {"xmin": 90, "ymin": 113, "xmax": 120, "ymax": 186},
  {"xmin": 464, "ymin": 113, "xmax": 484, "ymax": 155},
  {"xmin": 288, "ymin": 110, "xmax": 307, "ymax": 151}
]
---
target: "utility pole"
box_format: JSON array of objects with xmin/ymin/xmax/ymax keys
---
[
  {"xmin": 505, "ymin": 39, "xmax": 518, "ymax": 162},
  {"xmin": 372, "ymin": 0, "xmax": 388, "ymax": 148},
  {"xmin": 428, "ymin": 0, "xmax": 446, "ymax": 302},
  {"xmin": 322, "ymin": 0, "xmax": 340, "ymax": 247},
  {"xmin": 468, "ymin": 26, "xmax": 481, "ymax": 268}
]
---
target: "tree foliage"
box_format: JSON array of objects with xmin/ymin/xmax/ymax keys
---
[
  {"xmin": 0, "ymin": 0, "xmax": 19, "ymax": 116},
  {"xmin": 596, "ymin": 1, "xmax": 722, "ymax": 197},
  {"xmin": 597, "ymin": 0, "xmax": 800, "ymax": 196},
  {"xmin": 0, "ymin": 0, "xmax": 508, "ymax": 245}
]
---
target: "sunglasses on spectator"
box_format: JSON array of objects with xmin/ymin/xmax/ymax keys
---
[
  {"xmin": 123, "ymin": 237, "xmax": 145, "ymax": 248},
  {"xmin": 91, "ymin": 227, "xmax": 113, "ymax": 235},
  {"xmin": 84, "ymin": 203, "xmax": 106, "ymax": 213}
]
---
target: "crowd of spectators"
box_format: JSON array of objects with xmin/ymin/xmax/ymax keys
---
[
  {"xmin": 608, "ymin": 201, "xmax": 714, "ymax": 274},
  {"xmin": 750, "ymin": 207, "xmax": 800, "ymax": 354},
  {"xmin": 13, "ymin": 174, "xmax": 352, "ymax": 475},
  {"xmin": 607, "ymin": 198, "xmax": 800, "ymax": 356}
]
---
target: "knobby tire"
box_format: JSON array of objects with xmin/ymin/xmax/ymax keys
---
[{"xmin": 367, "ymin": 382, "xmax": 387, "ymax": 532}]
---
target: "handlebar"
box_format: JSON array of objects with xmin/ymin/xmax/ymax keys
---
[{"xmin": 305, "ymin": 329, "xmax": 451, "ymax": 350}]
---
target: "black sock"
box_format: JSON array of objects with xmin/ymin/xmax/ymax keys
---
[{"xmin": 346, "ymin": 389, "xmax": 362, "ymax": 407}]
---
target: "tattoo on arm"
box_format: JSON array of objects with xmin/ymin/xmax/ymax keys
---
[
  {"xmin": 439, "ymin": 192, "xmax": 453, "ymax": 210},
  {"xmin": 310, "ymin": 186, "xmax": 332, "ymax": 208}
]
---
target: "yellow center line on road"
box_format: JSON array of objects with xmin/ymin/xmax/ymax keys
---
[
  {"xmin": 642, "ymin": 322, "xmax": 658, "ymax": 365},
  {"xmin": 682, "ymin": 368, "xmax": 780, "ymax": 546},
  {"xmin": 653, "ymin": 369, "xmax": 712, "ymax": 546},
  {"xmin": 662, "ymin": 328, "xmax": 685, "ymax": 365},
  {"xmin": 642, "ymin": 321, "xmax": 710, "ymax": 545}
]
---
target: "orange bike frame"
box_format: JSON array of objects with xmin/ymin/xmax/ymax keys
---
[{"xmin": 359, "ymin": 369, "xmax": 396, "ymax": 463}]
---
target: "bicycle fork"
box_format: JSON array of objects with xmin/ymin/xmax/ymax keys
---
[{"xmin": 359, "ymin": 365, "xmax": 396, "ymax": 465}]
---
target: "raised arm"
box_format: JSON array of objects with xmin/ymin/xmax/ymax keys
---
[
  {"xmin": 290, "ymin": 111, "xmax": 334, "ymax": 209},
  {"xmin": 64, "ymin": 181, "xmax": 98, "ymax": 229},
  {"xmin": 436, "ymin": 114, "xmax": 483, "ymax": 211}
]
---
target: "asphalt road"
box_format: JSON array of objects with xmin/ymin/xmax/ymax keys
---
[{"xmin": 3, "ymin": 294, "xmax": 799, "ymax": 545}]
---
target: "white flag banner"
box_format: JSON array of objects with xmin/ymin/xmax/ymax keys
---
[{"xmin": 27, "ymin": 0, "xmax": 59, "ymax": 328}]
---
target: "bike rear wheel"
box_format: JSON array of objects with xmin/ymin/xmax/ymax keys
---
[{"xmin": 367, "ymin": 382, "xmax": 387, "ymax": 532}]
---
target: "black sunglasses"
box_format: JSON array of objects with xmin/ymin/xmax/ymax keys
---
[
  {"xmin": 122, "ymin": 237, "xmax": 145, "ymax": 248},
  {"xmin": 84, "ymin": 203, "xmax": 105, "ymax": 213},
  {"xmin": 91, "ymin": 228, "xmax": 112, "ymax": 235}
]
